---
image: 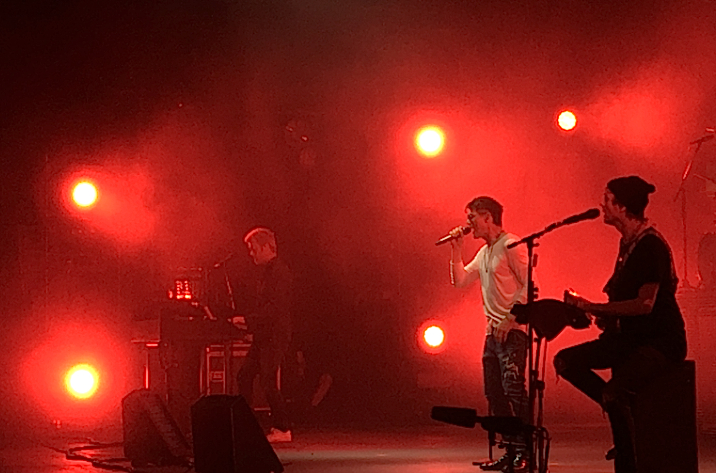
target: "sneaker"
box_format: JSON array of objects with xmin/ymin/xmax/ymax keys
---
[
  {"xmin": 479, "ymin": 453, "xmax": 511, "ymax": 471},
  {"xmin": 508, "ymin": 453, "xmax": 529, "ymax": 473},
  {"xmin": 266, "ymin": 428, "xmax": 292, "ymax": 443}
]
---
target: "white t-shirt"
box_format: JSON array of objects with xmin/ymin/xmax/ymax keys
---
[{"xmin": 463, "ymin": 232, "xmax": 529, "ymax": 327}]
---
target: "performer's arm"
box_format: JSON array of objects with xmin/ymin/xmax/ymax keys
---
[
  {"xmin": 449, "ymin": 228, "xmax": 479, "ymax": 288},
  {"xmin": 579, "ymin": 236, "xmax": 669, "ymax": 318},
  {"xmin": 570, "ymin": 283, "xmax": 659, "ymax": 317}
]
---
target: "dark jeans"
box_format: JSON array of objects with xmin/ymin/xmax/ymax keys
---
[
  {"xmin": 238, "ymin": 341, "xmax": 290, "ymax": 432},
  {"xmin": 554, "ymin": 335, "xmax": 670, "ymax": 473},
  {"xmin": 483, "ymin": 329, "xmax": 529, "ymax": 450}
]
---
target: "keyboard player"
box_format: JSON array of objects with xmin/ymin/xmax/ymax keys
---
[{"xmin": 234, "ymin": 227, "xmax": 293, "ymax": 443}]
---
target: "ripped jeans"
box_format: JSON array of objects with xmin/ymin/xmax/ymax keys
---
[{"xmin": 483, "ymin": 329, "xmax": 529, "ymax": 450}]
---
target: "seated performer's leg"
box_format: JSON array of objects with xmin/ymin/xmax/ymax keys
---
[
  {"xmin": 603, "ymin": 345, "xmax": 669, "ymax": 473},
  {"xmin": 604, "ymin": 345, "xmax": 668, "ymax": 404},
  {"xmin": 556, "ymin": 339, "xmax": 668, "ymax": 473},
  {"xmin": 553, "ymin": 336, "xmax": 623, "ymax": 405},
  {"xmin": 555, "ymin": 337, "xmax": 632, "ymax": 472},
  {"xmin": 603, "ymin": 401, "xmax": 636, "ymax": 473}
]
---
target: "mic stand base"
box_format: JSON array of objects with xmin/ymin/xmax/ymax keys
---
[{"xmin": 471, "ymin": 439, "xmax": 520, "ymax": 472}]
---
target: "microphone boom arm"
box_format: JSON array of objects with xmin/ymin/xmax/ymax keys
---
[{"xmin": 507, "ymin": 209, "xmax": 599, "ymax": 249}]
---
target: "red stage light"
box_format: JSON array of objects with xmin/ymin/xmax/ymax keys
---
[
  {"xmin": 72, "ymin": 181, "xmax": 98, "ymax": 208},
  {"xmin": 60, "ymin": 167, "xmax": 156, "ymax": 245},
  {"xmin": 557, "ymin": 111, "xmax": 577, "ymax": 131},
  {"xmin": 415, "ymin": 126, "xmax": 445, "ymax": 157},
  {"xmin": 21, "ymin": 315, "xmax": 130, "ymax": 429},
  {"xmin": 418, "ymin": 320, "xmax": 447, "ymax": 354},
  {"xmin": 65, "ymin": 364, "xmax": 99, "ymax": 399},
  {"xmin": 423, "ymin": 325, "xmax": 445, "ymax": 348}
]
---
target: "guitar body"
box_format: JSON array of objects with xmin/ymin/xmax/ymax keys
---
[{"xmin": 563, "ymin": 290, "xmax": 619, "ymax": 334}]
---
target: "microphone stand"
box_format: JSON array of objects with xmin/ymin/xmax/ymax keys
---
[
  {"xmin": 208, "ymin": 254, "xmax": 238, "ymax": 395},
  {"xmin": 673, "ymin": 137, "xmax": 711, "ymax": 291},
  {"xmin": 509, "ymin": 233, "xmax": 542, "ymax": 473},
  {"xmin": 508, "ymin": 218, "xmax": 587, "ymax": 473}
]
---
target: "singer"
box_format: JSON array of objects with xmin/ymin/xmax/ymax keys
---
[
  {"xmin": 554, "ymin": 176, "xmax": 687, "ymax": 473},
  {"xmin": 446, "ymin": 196, "xmax": 530, "ymax": 473}
]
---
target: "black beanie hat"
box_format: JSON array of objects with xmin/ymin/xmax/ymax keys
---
[{"xmin": 606, "ymin": 176, "xmax": 656, "ymax": 218}]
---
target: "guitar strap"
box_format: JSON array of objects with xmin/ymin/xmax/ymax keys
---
[
  {"xmin": 604, "ymin": 226, "xmax": 678, "ymax": 297},
  {"xmin": 604, "ymin": 226, "xmax": 653, "ymax": 296}
]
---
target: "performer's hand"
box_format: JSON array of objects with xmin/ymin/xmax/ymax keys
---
[
  {"xmin": 564, "ymin": 290, "xmax": 592, "ymax": 311},
  {"xmin": 493, "ymin": 315, "xmax": 518, "ymax": 343},
  {"xmin": 448, "ymin": 226, "xmax": 466, "ymax": 248},
  {"xmin": 594, "ymin": 314, "xmax": 618, "ymax": 332}
]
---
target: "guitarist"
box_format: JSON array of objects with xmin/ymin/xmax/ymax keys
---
[{"xmin": 555, "ymin": 176, "xmax": 687, "ymax": 473}]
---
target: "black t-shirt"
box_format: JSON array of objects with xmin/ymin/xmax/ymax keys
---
[{"xmin": 604, "ymin": 230, "xmax": 687, "ymax": 361}]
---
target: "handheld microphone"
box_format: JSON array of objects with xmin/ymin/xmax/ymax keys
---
[
  {"xmin": 559, "ymin": 208, "xmax": 600, "ymax": 226},
  {"xmin": 435, "ymin": 227, "xmax": 471, "ymax": 246}
]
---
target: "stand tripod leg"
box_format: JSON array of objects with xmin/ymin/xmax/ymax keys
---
[
  {"xmin": 488, "ymin": 430, "xmax": 496, "ymax": 460},
  {"xmin": 471, "ymin": 431, "xmax": 497, "ymax": 467},
  {"xmin": 505, "ymin": 443, "xmax": 517, "ymax": 473}
]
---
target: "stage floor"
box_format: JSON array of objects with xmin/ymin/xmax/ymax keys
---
[{"xmin": 2, "ymin": 423, "xmax": 715, "ymax": 473}]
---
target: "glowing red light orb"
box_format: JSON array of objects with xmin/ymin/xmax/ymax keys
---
[
  {"xmin": 423, "ymin": 325, "xmax": 445, "ymax": 348},
  {"xmin": 557, "ymin": 111, "xmax": 577, "ymax": 131},
  {"xmin": 415, "ymin": 126, "xmax": 445, "ymax": 157},
  {"xmin": 65, "ymin": 364, "xmax": 99, "ymax": 399},
  {"xmin": 72, "ymin": 182, "xmax": 98, "ymax": 207}
]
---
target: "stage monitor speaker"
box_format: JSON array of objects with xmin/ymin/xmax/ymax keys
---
[
  {"xmin": 634, "ymin": 360, "xmax": 697, "ymax": 473},
  {"xmin": 191, "ymin": 395, "xmax": 284, "ymax": 473},
  {"xmin": 122, "ymin": 389, "xmax": 191, "ymax": 467}
]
